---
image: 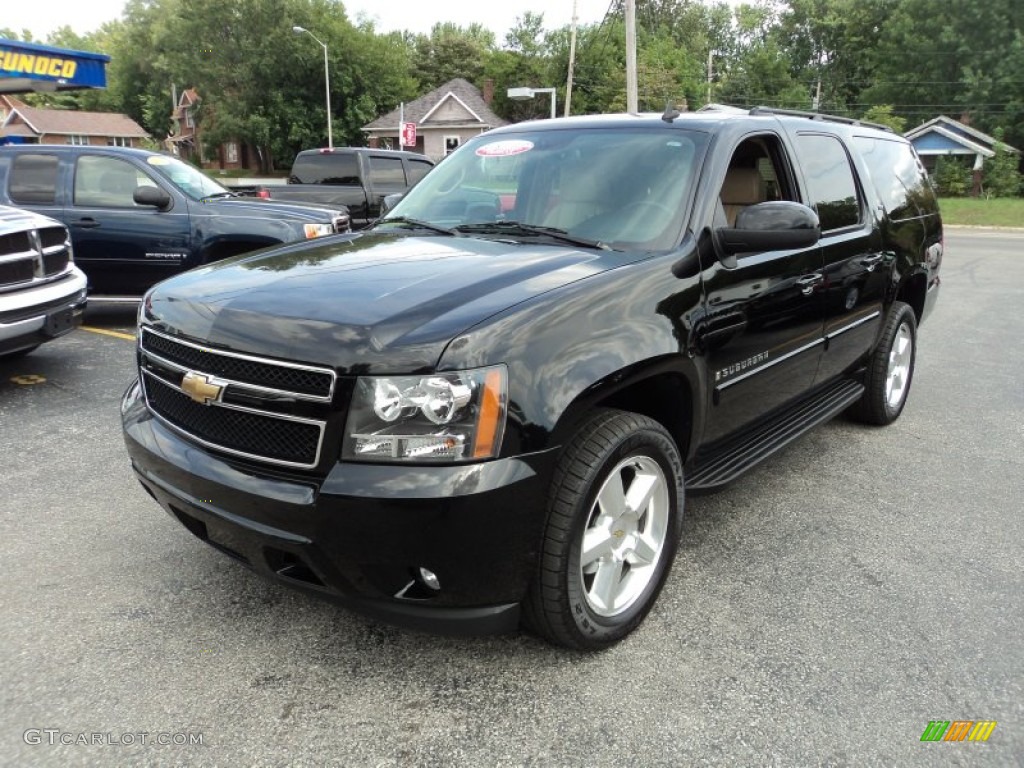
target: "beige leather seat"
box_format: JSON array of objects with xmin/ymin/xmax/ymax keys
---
[
  {"xmin": 720, "ymin": 167, "xmax": 764, "ymax": 226},
  {"xmin": 542, "ymin": 196, "xmax": 604, "ymax": 230}
]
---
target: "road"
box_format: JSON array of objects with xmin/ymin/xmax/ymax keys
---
[{"xmin": 1, "ymin": 229, "xmax": 1021, "ymax": 766}]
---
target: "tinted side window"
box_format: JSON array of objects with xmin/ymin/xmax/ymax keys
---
[
  {"xmin": 291, "ymin": 154, "xmax": 358, "ymax": 184},
  {"xmin": 406, "ymin": 159, "xmax": 433, "ymax": 185},
  {"xmin": 9, "ymin": 154, "xmax": 59, "ymax": 204},
  {"xmin": 796, "ymin": 134, "xmax": 861, "ymax": 231},
  {"xmin": 369, "ymin": 156, "xmax": 406, "ymax": 186},
  {"xmin": 853, "ymin": 136, "xmax": 936, "ymax": 220}
]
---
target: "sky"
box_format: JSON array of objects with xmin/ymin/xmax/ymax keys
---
[{"xmin": 4, "ymin": 0, "xmax": 619, "ymax": 43}]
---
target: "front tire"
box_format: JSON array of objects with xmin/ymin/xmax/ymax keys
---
[
  {"xmin": 850, "ymin": 301, "xmax": 917, "ymax": 425},
  {"xmin": 524, "ymin": 409, "xmax": 684, "ymax": 650}
]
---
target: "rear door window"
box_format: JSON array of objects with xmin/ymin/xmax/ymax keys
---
[
  {"xmin": 853, "ymin": 136, "xmax": 936, "ymax": 220},
  {"xmin": 795, "ymin": 134, "xmax": 863, "ymax": 231},
  {"xmin": 290, "ymin": 153, "xmax": 359, "ymax": 184},
  {"xmin": 406, "ymin": 159, "xmax": 433, "ymax": 185},
  {"xmin": 8, "ymin": 154, "xmax": 59, "ymax": 204},
  {"xmin": 368, "ymin": 156, "xmax": 406, "ymax": 186}
]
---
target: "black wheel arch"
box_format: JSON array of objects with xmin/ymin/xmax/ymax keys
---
[{"xmin": 548, "ymin": 355, "xmax": 704, "ymax": 466}]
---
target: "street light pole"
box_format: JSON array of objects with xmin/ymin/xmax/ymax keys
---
[
  {"xmin": 507, "ymin": 86, "xmax": 557, "ymax": 120},
  {"xmin": 293, "ymin": 26, "xmax": 332, "ymax": 149}
]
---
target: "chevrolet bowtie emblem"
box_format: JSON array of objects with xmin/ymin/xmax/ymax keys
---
[{"xmin": 181, "ymin": 371, "xmax": 225, "ymax": 405}]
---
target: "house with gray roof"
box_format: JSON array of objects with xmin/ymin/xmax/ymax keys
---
[
  {"xmin": 362, "ymin": 78, "xmax": 507, "ymax": 161},
  {"xmin": 905, "ymin": 115, "xmax": 1018, "ymax": 178}
]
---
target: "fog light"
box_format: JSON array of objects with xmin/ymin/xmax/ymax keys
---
[{"xmin": 418, "ymin": 567, "xmax": 441, "ymax": 591}]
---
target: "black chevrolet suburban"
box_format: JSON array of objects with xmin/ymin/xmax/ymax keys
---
[
  {"xmin": 0, "ymin": 146, "xmax": 349, "ymax": 296},
  {"xmin": 121, "ymin": 108, "xmax": 942, "ymax": 649}
]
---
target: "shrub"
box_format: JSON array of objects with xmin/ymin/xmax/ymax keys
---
[
  {"xmin": 983, "ymin": 128, "xmax": 1022, "ymax": 198},
  {"xmin": 933, "ymin": 155, "xmax": 971, "ymax": 197}
]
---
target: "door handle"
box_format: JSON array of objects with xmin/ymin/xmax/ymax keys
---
[
  {"xmin": 860, "ymin": 254, "xmax": 884, "ymax": 272},
  {"xmin": 796, "ymin": 273, "xmax": 823, "ymax": 296},
  {"xmin": 74, "ymin": 218, "xmax": 100, "ymax": 229}
]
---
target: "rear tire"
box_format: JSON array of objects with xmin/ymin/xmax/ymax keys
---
[
  {"xmin": 523, "ymin": 409, "xmax": 684, "ymax": 650},
  {"xmin": 849, "ymin": 301, "xmax": 917, "ymax": 425}
]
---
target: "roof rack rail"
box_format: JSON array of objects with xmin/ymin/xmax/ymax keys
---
[{"xmin": 748, "ymin": 106, "xmax": 893, "ymax": 133}]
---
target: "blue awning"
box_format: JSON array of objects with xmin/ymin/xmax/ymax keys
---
[{"xmin": 0, "ymin": 38, "xmax": 110, "ymax": 93}]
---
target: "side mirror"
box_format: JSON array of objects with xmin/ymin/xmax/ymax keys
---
[
  {"xmin": 717, "ymin": 201, "xmax": 820, "ymax": 258},
  {"xmin": 381, "ymin": 193, "xmax": 403, "ymax": 214},
  {"xmin": 134, "ymin": 185, "xmax": 172, "ymax": 211}
]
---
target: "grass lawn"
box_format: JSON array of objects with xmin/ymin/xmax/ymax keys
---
[{"xmin": 939, "ymin": 197, "xmax": 1024, "ymax": 228}]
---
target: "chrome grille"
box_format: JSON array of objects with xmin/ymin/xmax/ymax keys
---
[
  {"xmin": 38, "ymin": 227, "xmax": 67, "ymax": 249},
  {"xmin": 138, "ymin": 327, "xmax": 336, "ymax": 469},
  {"xmin": 0, "ymin": 224, "xmax": 72, "ymax": 289},
  {"xmin": 42, "ymin": 248, "xmax": 70, "ymax": 276},
  {"xmin": 0, "ymin": 256, "xmax": 34, "ymax": 287},
  {"xmin": 143, "ymin": 373, "xmax": 323, "ymax": 467},
  {"xmin": 141, "ymin": 327, "xmax": 334, "ymax": 399},
  {"xmin": 332, "ymin": 214, "xmax": 351, "ymax": 233}
]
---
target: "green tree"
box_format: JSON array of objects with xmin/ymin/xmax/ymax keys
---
[
  {"xmin": 982, "ymin": 129, "xmax": 1022, "ymax": 198},
  {"xmin": 411, "ymin": 23, "xmax": 496, "ymax": 92},
  {"xmin": 861, "ymin": 105, "xmax": 905, "ymax": 133},
  {"xmin": 710, "ymin": 3, "xmax": 806, "ymax": 110},
  {"xmin": 862, "ymin": 0, "xmax": 1023, "ymax": 144},
  {"xmin": 145, "ymin": 0, "xmax": 416, "ymax": 167},
  {"xmin": 773, "ymin": 0, "xmax": 893, "ymax": 115}
]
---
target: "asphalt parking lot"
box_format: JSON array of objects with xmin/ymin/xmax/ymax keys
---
[{"xmin": 2, "ymin": 229, "xmax": 1021, "ymax": 766}]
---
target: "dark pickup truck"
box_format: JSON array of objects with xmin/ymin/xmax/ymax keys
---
[
  {"xmin": 0, "ymin": 146, "xmax": 349, "ymax": 295},
  {"xmin": 122, "ymin": 107, "xmax": 941, "ymax": 649},
  {"xmin": 244, "ymin": 147, "xmax": 434, "ymax": 229}
]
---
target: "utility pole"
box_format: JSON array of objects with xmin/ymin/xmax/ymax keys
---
[
  {"xmin": 564, "ymin": 0, "xmax": 578, "ymax": 117},
  {"xmin": 707, "ymin": 50, "xmax": 713, "ymax": 106},
  {"xmin": 625, "ymin": 0, "xmax": 638, "ymax": 112},
  {"xmin": 812, "ymin": 78, "xmax": 821, "ymax": 112}
]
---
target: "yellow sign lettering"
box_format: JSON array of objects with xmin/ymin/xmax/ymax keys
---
[{"xmin": 0, "ymin": 49, "xmax": 77, "ymax": 80}]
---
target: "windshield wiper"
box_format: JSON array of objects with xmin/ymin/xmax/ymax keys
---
[
  {"xmin": 373, "ymin": 216, "xmax": 461, "ymax": 236},
  {"xmin": 454, "ymin": 221, "xmax": 610, "ymax": 250}
]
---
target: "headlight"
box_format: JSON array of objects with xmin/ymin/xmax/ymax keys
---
[
  {"xmin": 303, "ymin": 222, "xmax": 334, "ymax": 239},
  {"xmin": 342, "ymin": 366, "xmax": 507, "ymax": 462}
]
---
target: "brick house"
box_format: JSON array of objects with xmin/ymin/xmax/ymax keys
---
[
  {"xmin": 0, "ymin": 95, "xmax": 148, "ymax": 147},
  {"xmin": 362, "ymin": 78, "xmax": 507, "ymax": 161},
  {"xmin": 167, "ymin": 88, "xmax": 258, "ymax": 172}
]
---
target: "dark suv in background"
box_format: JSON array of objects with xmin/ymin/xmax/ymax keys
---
[
  {"xmin": 0, "ymin": 146, "xmax": 349, "ymax": 296},
  {"xmin": 122, "ymin": 107, "xmax": 941, "ymax": 649}
]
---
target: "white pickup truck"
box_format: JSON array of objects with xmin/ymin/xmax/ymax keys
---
[{"xmin": 0, "ymin": 204, "xmax": 87, "ymax": 359}]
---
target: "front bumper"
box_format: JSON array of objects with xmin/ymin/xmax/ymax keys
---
[
  {"xmin": 0, "ymin": 269, "xmax": 88, "ymax": 356},
  {"xmin": 121, "ymin": 379, "xmax": 556, "ymax": 635}
]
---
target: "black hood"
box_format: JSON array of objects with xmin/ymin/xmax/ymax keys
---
[{"xmin": 144, "ymin": 232, "xmax": 629, "ymax": 373}]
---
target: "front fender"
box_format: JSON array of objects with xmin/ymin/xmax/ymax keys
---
[{"xmin": 438, "ymin": 254, "xmax": 707, "ymax": 458}]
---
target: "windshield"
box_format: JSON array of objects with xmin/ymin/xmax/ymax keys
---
[
  {"xmin": 383, "ymin": 126, "xmax": 706, "ymax": 251},
  {"xmin": 145, "ymin": 155, "xmax": 231, "ymax": 200}
]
